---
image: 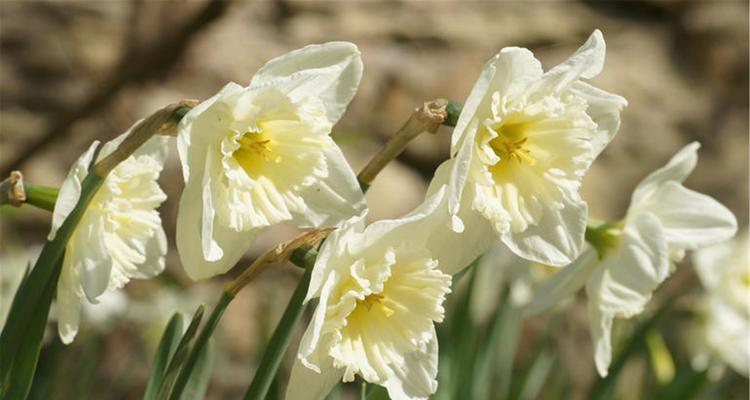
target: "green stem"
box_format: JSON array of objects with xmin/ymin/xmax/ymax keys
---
[
  {"xmin": 243, "ymin": 266, "xmax": 312, "ymax": 400},
  {"xmin": 23, "ymin": 183, "xmax": 59, "ymax": 212}
]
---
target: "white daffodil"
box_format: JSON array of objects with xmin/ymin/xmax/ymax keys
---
[
  {"xmin": 176, "ymin": 42, "xmax": 366, "ymax": 280},
  {"xmin": 286, "ymin": 187, "xmax": 481, "ymax": 400},
  {"xmin": 435, "ymin": 29, "xmax": 627, "ymax": 267},
  {"xmin": 49, "ymin": 129, "xmax": 168, "ymax": 344},
  {"xmin": 692, "ymin": 233, "xmax": 749, "ymax": 378},
  {"xmin": 524, "ymin": 142, "xmax": 737, "ymax": 377}
]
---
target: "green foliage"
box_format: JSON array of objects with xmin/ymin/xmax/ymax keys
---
[
  {"xmin": 0, "ymin": 172, "xmax": 104, "ymax": 400},
  {"xmin": 244, "ymin": 267, "xmax": 313, "ymax": 400},
  {"xmin": 144, "ymin": 313, "xmax": 184, "ymax": 400}
]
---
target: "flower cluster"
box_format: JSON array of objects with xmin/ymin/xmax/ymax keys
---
[{"xmin": 45, "ymin": 30, "xmax": 739, "ymax": 399}]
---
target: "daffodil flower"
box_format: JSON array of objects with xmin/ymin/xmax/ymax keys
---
[
  {"xmin": 435, "ymin": 29, "xmax": 627, "ymax": 266},
  {"xmin": 176, "ymin": 42, "xmax": 366, "ymax": 280},
  {"xmin": 524, "ymin": 142, "xmax": 737, "ymax": 376},
  {"xmin": 692, "ymin": 233, "xmax": 749, "ymax": 377},
  {"xmin": 49, "ymin": 129, "xmax": 169, "ymax": 344},
  {"xmin": 286, "ymin": 186, "xmax": 482, "ymax": 400}
]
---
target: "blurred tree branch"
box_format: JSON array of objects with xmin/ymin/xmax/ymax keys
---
[{"xmin": 1, "ymin": 0, "xmax": 234, "ymax": 177}]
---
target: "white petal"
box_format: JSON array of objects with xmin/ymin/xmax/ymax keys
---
[
  {"xmin": 588, "ymin": 302, "xmax": 614, "ymax": 377},
  {"xmin": 177, "ymin": 82, "xmax": 245, "ymax": 182},
  {"xmin": 423, "ymin": 193, "xmax": 496, "ymax": 275},
  {"xmin": 305, "ymin": 216, "xmax": 365, "ymax": 303},
  {"xmin": 249, "ymin": 42, "xmax": 363, "ymax": 124},
  {"xmin": 523, "ymin": 248, "xmax": 598, "ymax": 317},
  {"xmin": 586, "ymin": 212, "xmax": 668, "ymax": 318},
  {"xmin": 48, "ymin": 141, "xmax": 100, "ymax": 241},
  {"xmin": 426, "ymin": 160, "xmax": 498, "ymax": 272},
  {"xmin": 629, "ymin": 142, "xmax": 700, "ymax": 209},
  {"xmin": 631, "ymin": 181, "xmax": 737, "ymax": 251},
  {"xmin": 57, "ymin": 263, "xmax": 82, "ymax": 345},
  {"xmin": 536, "ymin": 29, "xmax": 606, "ymax": 93},
  {"xmin": 569, "ymin": 81, "xmax": 627, "ymax": 158},
  {"xmin": 382, "ymin": 330, "xmax": 439, "ymax": 400},
  {"xmin": 451, "ymin": 47, "xmax": 543, "ymax": 153},
  {"xmin": 132, "ymin": 226, "xmax": 167, "ymax": 279},
  {"xmin": 78, "ymin": 216, "xmax": 114, "ymax": 301},
  {"xmin": 447, "ymin": 123, "xmax": 477, "ymax": 228},
  {"xmin": 285, "ymin": 350, "xmax": 344, "ymax": 400},
  {"xmin": 500, "ymin": 195, "xmax": 587, "ymax": 267},
  {"xmin": 292, "ymin": 142, "xmax": 366, "ymax": 228},
  {"xmin": 175, "ymin": 158, "xmax": 260, "ymax": 280}
]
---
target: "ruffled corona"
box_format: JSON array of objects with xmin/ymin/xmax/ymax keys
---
[
  {"xmin": 321, "ymin": 248, "xmax": 451, "ymax": 383},
  {"xmin": 214, "ymin": 89, "xmax": 332, "ymax": 231}
]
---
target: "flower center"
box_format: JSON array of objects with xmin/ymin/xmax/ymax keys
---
[
  {"xmin": 232, "ymin": 130, "xmax": 281, "ymax": 179},
  {"xmin": 489, "ymin": 122, "xmax": 537, "ymax": 166},
  {"xmin": 357, "ymin": 293, "xmax": 395, "ymax": 317}
]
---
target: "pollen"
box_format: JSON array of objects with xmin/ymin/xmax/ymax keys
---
[
  {"xmin": 489, "ymin": 122, "xmax": 537, "ymax": 166},
  {"xmin": 359, "ymin": 293, "xmax": 395, "ymax": 317},
  {"xmin": 233, "ymin": 131, "xmax": 281, "ymax": 178}
]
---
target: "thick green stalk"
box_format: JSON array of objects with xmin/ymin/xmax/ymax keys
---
[{"xmin": 23, "ymin": 183, "xmax": 59, "ymax": 212}]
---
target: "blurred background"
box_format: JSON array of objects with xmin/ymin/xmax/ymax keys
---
[{"xmin": 0, "ymin": 0, "xmax": 747, "ymax": 399}]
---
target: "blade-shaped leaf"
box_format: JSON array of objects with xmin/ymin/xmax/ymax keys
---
[{"xmin": 144, "ymin": 313, "xmax": 185, "ymax": 400}]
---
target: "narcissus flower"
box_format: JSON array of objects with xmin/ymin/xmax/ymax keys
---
[
  {"xmin": 524, "ymin": 142, "xmax": 737, "ymax": 377},
  {"xmin": 49, "ymin": 130, "xmax": 168, "ymax": 344},
  {"xmin": 692, "ymin": 233, "xmax": 749, "ymax": 378},
  {"xmin": 176, "ymin": 42, "xmax": 366, "ymax": 280},
  {"xmin": 436, "ymin": 29, "xmax": 627, "ymax": 266},
  {"xmin": 286, "ymin": 187, "xmax": 480, "ymax": 400}
]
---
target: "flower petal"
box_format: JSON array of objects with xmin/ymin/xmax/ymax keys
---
[
  {"xmin": 249, "ymin": 42, "xmax": 363, "ymax": 124},
  {"xmin": 77, "ymin": 215, "xmax": 114, "ymax": 301},
  {"xmin": 569, "ymin": 81, "xmax": 627, "ymax": 158},
  {"xmin": 631, "ymin": 181, "xmax": 737, "ymax": 251},
  {"xmin": 177, "ymin": 82, "xmax": 245, "ymax": 182},
  {"xmin": 586, "ymin": 212, "xmax": 668, "ymax": 318},
  {"xmin": 175, "ymin": 152, "xmax": 261, "ymax": 280},
  {"xmin": 48, "ymin": 141, "xmax": 100, "ymax": 241},
  {"xmin": 57, "ymin": 263, "xmax": 82, "ymax": 345},
  {"xmin": 588, "ymin": 302, "xmax": 615, "ymax": 377},
  {"xmin": 523, "ymin": 247, "xmax": 598, "ymax": 317},
  {"xmin": 132, "ymin": 226, "xmax": 168, "ymax": 279},
  {"xmin": 536, "ymin": 29, "xmax": 606, "ymax": 93},
  {"xmin": 382, "ymin": 330, "xmax": 439, "ymax": 400},
  {"xmin": 292, "ymin": 142, "xmax": 366, "ymax": 228},
  {"xmin": 285, "ymin": 349, "xmax": 344, "ymax": 400},
  {"xmin": 629, "ymin": 142, "xmax": 700, "ymax": 210},
  {"xmin": 451, "ymin": 47, "xmax": 543, "ymax": 153},
  {"xmin": 500, "ymin": 195, "xmax": 588, "ymax": 267}
]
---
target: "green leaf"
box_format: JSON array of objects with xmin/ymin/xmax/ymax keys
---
[
  {"xmin": 243, "ymin": 267, "xmax": 312, "ymax": 400},
  {"xmin": 160, "ymin": 305, "xmax": 206, "ymax": 399},
  {"xmin": 473, "ymin": 287, "xmax": 522, "ymax": 400},
  {"xmin": 144, "ymin": 313, "xmax": 184, "ymax": 400},
  {"xmin": 0, "ymin": 172, "xmax": 104, "ymax": 400},
  {"xmin": 169, "ymin": 294, "xmax": 229, "ymax": 400},
  {"xmin": 180, "ymin": 339, "xmax": 214, "ymax": 400},
  {"xmin": 365, "ymin": 385, "xmax": 389, "ymax": 400},
  {"xmin": 509, "ymin": 348, "xmax": 555, "ymax": 400}
]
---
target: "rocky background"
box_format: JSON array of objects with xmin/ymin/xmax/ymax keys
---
[{"xmin": 0, "ymin": 1, "xmax": 747, "ymax": 399}]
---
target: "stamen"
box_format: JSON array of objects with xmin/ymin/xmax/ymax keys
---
[{"xmin": 360, "ymin": 293, "xmax": 395, "ymax": 317}]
